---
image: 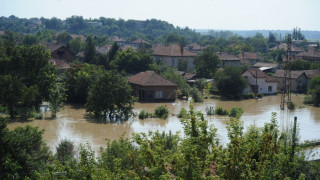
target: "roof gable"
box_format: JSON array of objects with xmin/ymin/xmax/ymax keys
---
[{"xmin": 218, "ymin": 52, "xmax": 241, "ymax": 61}]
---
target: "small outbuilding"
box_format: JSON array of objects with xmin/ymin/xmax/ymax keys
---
[{"xmin": 128, "ymin": 71, "xmax": 177, "ymax": 102}]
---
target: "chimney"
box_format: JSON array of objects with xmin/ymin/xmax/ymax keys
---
[{"xmin": 180, "ymin": 45, "xmax": 184, "ymax": 55}]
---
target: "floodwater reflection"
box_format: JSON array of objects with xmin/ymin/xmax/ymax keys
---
[{"xmin": 7, "ymin": 94, "xmax": 320, "ymax": 153}]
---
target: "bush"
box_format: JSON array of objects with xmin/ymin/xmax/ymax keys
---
[
  {"xmin": 56, "ymin": 139, "xmax": 75, "ymax": 164},
  {"xmin": 154, "ymin": 105, "xmax": 169, "ymax": 119},
  {"xmin": 288, "ymin": 101, "xmax": 296, "ymax": 110},
  {"xmin": 178, "ymin": 108, "xmax": 188, "ymax": 118},
  {"xmin": 303, "ymin": 95, "xmax": 313, "ymax": 104},
  {"xmin": 215, "ymin": 106, "xmax": 229, "ymax": 115},
  {"xmin": 138, "ymin": 110, "xmax": 150, "ymax": 119},
  {"xmin": 206, "ymin": 106, "xmax": 215, "ymax": 116},
  {"xmin": 257, "ymin": 93, "xmax": 263, "ymax": 98},
  {"xmin": 189, "ymin": 87, "xmax": 203, "ymax": 102},
  {"xmin": 229, "ymin": 107, "xmax": 244, "ymax": 118}
]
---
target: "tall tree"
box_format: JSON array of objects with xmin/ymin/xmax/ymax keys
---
[
  {"xmin": 85, "ymin": 70, "xmax": 134, "ymax": 119},
  {"xmin": 84, "ymin": 36, "xmax": 96, "ymax": 64},
  {"xmin": 194, "ymin": 49, "xmax": 221, "ymax": 78},
  {"xmin": 214, "ymin": 66, "xmax": 247, "ymax": 98}
]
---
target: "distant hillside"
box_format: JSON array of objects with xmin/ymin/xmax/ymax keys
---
[
  {"xmin": 196, "ymin": 29, "xmax": 320, "ymax": 41},
  {"xmin": 0, "ymin": 15, "xmax": 200, "ymax": 42}
]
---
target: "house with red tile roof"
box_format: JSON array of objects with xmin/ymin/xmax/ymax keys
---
[
  {"xmin": 128, "ymin": 71, "xmax": 177, "ymax": 102},
  {"xmin": 238, "ymin": 52, "xmax": 263, "ymax": 64},
  {"xmin": 109, "ymin": 35, "xmax": 125, "ymax": 46},
  {"xmin": 253, "ymin": 62, "xmax": 282, "ymax": 73},
  {"xmin": 185, "ymin": 43, "xmax": 208, "ymax": 54},
  {"xmin": 131, "ymin": 38, "xmax": 149, "ymax": 48},
  {"xmin": 41, "ymin": 42, "xmax": 75, "ymax": 70},
  {"xmin": 218, "ymin": 52, "xmax": 241, "ymax": 67},
  {"xmin": 269, "ymin": 43, "xmax": 304, "ymax": 55},
  {"xmin": 294, "ymin": 46, "xmax": 320, "ymax": 62},
  {"xmin": 242, "ymin": 69, "xmax": 278, "ymax": 95},
  {"xmin": 152, "ymin": 44, "xmax": 197, "ymax": 72}
]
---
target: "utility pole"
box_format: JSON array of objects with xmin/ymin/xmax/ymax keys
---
[{"xmin": 280, "ymin": 34, "xmax": 292, "ymax": 110}]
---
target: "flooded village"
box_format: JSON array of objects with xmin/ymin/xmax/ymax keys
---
[{"xmin": 1, "ymin": 2, "xmax": 320, "ymax": 178}]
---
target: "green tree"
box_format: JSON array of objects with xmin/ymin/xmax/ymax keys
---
[
  {"xmin": 65, "ymin": 63, "xmax": 103, "ymax": 104},
  {"xmin": 56, "ymin": 139, "xmax": 75, "ymax": 164},
  {"xmin": 67, "ymin": 37, "xmax": 85, "ymax": 54},
  {"xmin": 48, "ymin": 81, "xmax": 67, "ymax": 118},
  {"xmin": 178, "ymin": 58, "xmax": 188, "ymax": 72},
  {"xmin": 0, "ymin": 117, "xmax": 51, "ymax": 179},
  {"xmin": 111, "ymin": 48, "xmax": 153, "ymax": 74},
  {"xmin": 194, "ymin": 49, "xmax": 221, "ymax": 78},
  {"xmin": 56, "ymin": 32, "xmax": 71, "ymax": 44},
  {"xmin": 22, "ymin": 34, "xmax": 38, "ymax": 45},
  {"xmin": 214, "ymin": 66, "xmax": 247, "ymax": 98},
  {"xmin": 84, "ymin": 36, "xmax": 96, "ymax": 64},
  {"xmin": 85, "ymin": 70, "xmax": 134, "ymax": 119},
  {"xmin": 308, "ymin": 75, "xmax": 320, "ymax": 106},
  {"xmin": 289, "ymin": 59, "xmax": 311, "ymax": 70}
]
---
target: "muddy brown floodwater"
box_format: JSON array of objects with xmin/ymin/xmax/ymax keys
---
[{"xmin": 8, "ymin": 94, "xmax": 320, "ymax": 153}]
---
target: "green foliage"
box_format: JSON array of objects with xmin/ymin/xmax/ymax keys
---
[
  {"xmin": 290, "ymin": 59, "xmax": 311, "ymax": 70},
  {"xmin": 195, "ymin": 78, "xmax": 207, "ymax": 93},
  {"xmin": 194, "ymin": 49, "xmax": 221, "ymax": 78},
  {"xmin": 85, "ymin": 70, "xmax": 134, "ymax": 119},
  {"xmin": 178, "ymin": 107, "xmax": 188, "ymax": 118},
  {"xmin": 0, "ymin": 44, "xmax": 56, "ymax": 120},
  {"xmin": 214, "ymin": 66, "xmax": 247, "ymax": 98},
  {"xmin": 177, "ymin": 58, "xmax": 188, "ymax": 72},
  {"xmin": 307, "ymin": 75, "xmax": 320, "ymax": 106},
  {"xmin": 111, "ymin": 48, "xmax": 153, "ymax": 74},
  {"xmin": 48, "ymin": 81, "xmax": 67, "ymax": 118},
  {"xmin": 189, "ymin": 87, "xmax": 203, "ymax": 102},
  {"xmin": 303, "ymin": 95, "xmax": 313, "ymax": 104},
  {"xmin": 288, "ymin": 101, "xmax": 296, "ymax": 110},
  {"xmin": 67, "ymin": 37, "xmax": 85, "ymax": 54},
  {"xmin": 215, "ymin": 106, "xmax": 229, "ymax": 115},
  {"xmin": 56, "ymin": 139, "xmax": 75, "ymax": 164},
  {"xmin": 154, "ymin": 105, "xmax": 169, "ymax": 119},
  {"xmin": 229, "ymin": 107, "xmax": 244, "ymax": 118},
  {"xmin": 138, "ymin": 110, "xmax": 151, "ymax": 119},
  {"xmin": 0, "ymin": 117, "xmax": 51, "ymax": 179},
  {"xmin": 205, "ymin": 106, "xmax": 215, "ymax": 115},
  {"xmin": 84, "ymin": 36, "xmax": 96, "ymax": 64},
  {"xmin": 65, "ymin": 63, "xmax": 104, "ymax": 103}
]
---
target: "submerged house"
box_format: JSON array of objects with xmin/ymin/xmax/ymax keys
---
[
  {"xmin": 242, "ymin": 69, "xmax": 278, "ymax": 95},
  {"xmin": 274, "ymin": 70, "xmax": 308, "ymax": 93},
  {"xmin": 128, "ymin": 71, "xmax": 177, "ymax": 102}
]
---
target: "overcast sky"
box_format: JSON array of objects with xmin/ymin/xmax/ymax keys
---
[{"xmin": 1, "ymin": 0, "xmax": 319, "ymax": 30}]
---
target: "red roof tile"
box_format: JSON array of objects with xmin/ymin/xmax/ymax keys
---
[
  {"xmin": 238, "ymin": 52, "xmax": 263, "ymax": 60},
  {"xmin": 152, "ymin": 44, "xmax": 196, "ymax": 57},
  {"xmin": 128, "ymin": 71, "xmax": 177, "ymax": 86},
  {"xmin": 244, "ymin": 69, "xmax": 278, "ymax": 82},
  {"xmin": 132, "ymin": 38, "xmax": 149, "ymax": 44},
  {"xmin": 218, "ymin": 52, "xmax": 241, "ymax": 61}
]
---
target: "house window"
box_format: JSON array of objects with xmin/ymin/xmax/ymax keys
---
[
  {"xmin": 156, "ymin": 91, "xmax": 163, "ymax": 98},
  {"xmin": 268, "ymin": 86, "xmax": 272, "ymax": 92}
]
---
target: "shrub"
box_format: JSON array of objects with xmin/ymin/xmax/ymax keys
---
[
  {"xmin": 288, "ymin": 101, "xmax": 296, "ymax": 110},
  {"xmin": 56, "ymin": 139, "xmax": 75, "ymax": 164},
  {"xmin": 206, "ymin": 106, "xmax": 215, "ymax": 116},
  {"xmin": 257, "ymin": 93, "xmax": 263, "ymax": 98},
  {"xmin": 303, "ymin": 95, "xmax": 313, "ymax": 104},
  {"xmin": 138, "ymin": 110, "xmax": 150, "ymax": 119},
  {"xmin": 178, "ymin": 108, "xmax": 188, "ymax": 118},
  {"xmin": 215, "ymin": 106, "xmax": 229, "ymax": 115},
  {"xmin": 247, "ymin": 92, "xmax": 255, "ymax": 99},
  {"xmin": 189, "ymin": 87, "xmax": 203, "ymax": 102},
  {"xmin": 154, "ymin": 105, "xmax": 169, "ymax": 119},
  {"xmin": 229, "ymin": 107, "xmax": 244, "ymax": 118}
]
